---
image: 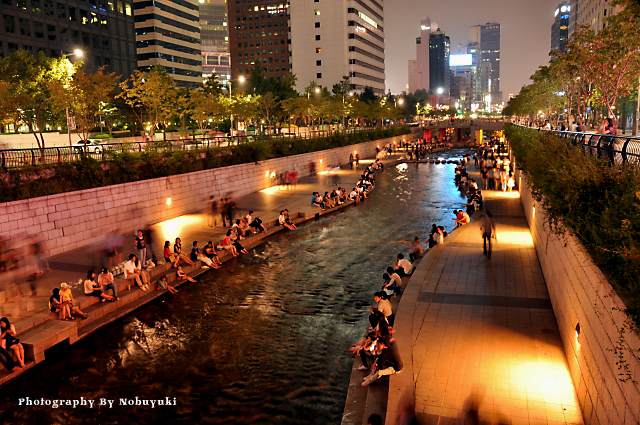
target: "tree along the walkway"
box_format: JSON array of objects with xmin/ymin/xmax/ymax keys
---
[{"xmin": 0, "ymin": 50, "xmax": 76, "ymax": 156}]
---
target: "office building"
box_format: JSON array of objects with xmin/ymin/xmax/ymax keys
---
[
  {"xmin": 569, "ymin": 0, "xmax": 623, "ymax": 35},
  {"xmin": 200, "ymin": 0, "xmax": 229, "ymax": 85},
  {"xmin": 471, "ymin": 22, "xmax": 501, "ymax": 106},
  {"xmin": 134, "ymin": 0, "xmax": 203, "ymax": 86},
  {"xmin": 450, "ymin": 50, "xmax": 476, "ymax": 110},
  {"xmin": 551, "ymin": 2, "xmax": 570, "ymax": 55},
  {"xmin": 200, "ymin": 0, "xmax": 228, "ymax": 49},
  {"xmin": 428, "ymin": 30, "xmax": 449, "ymax": 96},
  {"xmin": 289, "ymin": 0, "xmax": 385, "ymax": 94},
  {"xmin": 202, "ymin": 45, "xmax": 230, "ymax": 84},
  {"xmin": 0, "ymin": 0, "xmax": 137, "ymax": 76},
  {"xmin": 407, "ymin": 17, "xmax": 437, "ymax": 93},
  {"xmin": 227, "ymin": 1, "xmax": 290, "ymax": 81}
]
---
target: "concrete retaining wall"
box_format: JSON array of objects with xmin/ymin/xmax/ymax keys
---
[
  {"xmin": 0, "ymin": 133, "xmax": 415, "ymax": 256},
  {"xmin": 517, "ymin": 171, "xmax": 640, "ymax": 424}
]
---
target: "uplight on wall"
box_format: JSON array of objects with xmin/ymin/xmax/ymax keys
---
[
  {"xmin": 575, "ymin": 322, "xmax": 581, "ymax": 347},
  {"xmin": 532, "ymin": 206, "xmax": 535, "ymax": 219},
  {"xmin": 166, "ymin": 197, "xmax": 172, "ymax": 206},
  {"xmin": 265, "ymin": 171, "xmax": 269, "ymax": 177}
]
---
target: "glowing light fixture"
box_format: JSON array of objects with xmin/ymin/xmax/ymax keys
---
[{"xmin": 166, "ymin": 197, "xmax": 172, "ymax": 206}]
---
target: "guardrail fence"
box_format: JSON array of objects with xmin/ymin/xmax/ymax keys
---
[{"xmin": 0, "ymin": 127, "xmax": 376, "ymax": 170}]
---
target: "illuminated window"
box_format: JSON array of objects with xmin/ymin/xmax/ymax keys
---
[
  {"xmin": 314, "ymin": 9, "xmax": 320, "ymax": 15},
  {"xmin": 124, "ymin": 2, "xmax": 131, "ymax": 15},
  {"xmin": 316, "ymin": 47, "xmax": 321, "ymax": 53}
]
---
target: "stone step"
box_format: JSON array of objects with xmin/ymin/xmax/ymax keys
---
[{"xmin": 19, "ymin": 319, "xmax": 79, "ymax": 363}]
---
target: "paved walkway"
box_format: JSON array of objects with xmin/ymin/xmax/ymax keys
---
[
  {"xmin": 388, "ymin": 175, "xmax": 583, "ymax": 424},
  {"xmin": 0, "ymin": 154, "xmax": 401, "ymax": 331}
]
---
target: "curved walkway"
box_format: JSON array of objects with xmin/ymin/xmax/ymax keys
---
[{"xmin": 388, "ymin": 188, "xmax": 583, "ymax": 425}]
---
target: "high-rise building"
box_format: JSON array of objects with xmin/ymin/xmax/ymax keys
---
[
  {"xmin": 200, "ymin": 0, "xmax": 230, "ymax": 85},
  {"xmin": 227, "ymin": 1, "xmax": 290, "ymax": 82},
  {"xmin": 428, "ymin": 30, "xmax": 449, "ymax": 96},
  {"xmin": 450, "ymin": 50, "xmax": 476, "ymax": 110},
  {"xmin": 289, "ymin": 0, "xmax": 385, "ymax": 94},
  {"xmin": 407, "ymin": 17, "xmax": 437, "ymax": 93},
  {"xmin": 551, "ymin": 2, "xmax": 571, "ymax": 55},
  {"xmin": 202, "ymin": 46, "xmax": 230, "ymax": 84},
  {"xmin": 0, "ymin": 0, "xmax": 138, "ymax": 76},
  {"xmin": 134, "ymin": 0, "xmax": 203, "ymax": 86},
  {"xmin": 200, "ymin": 0, "xmax": 228, "ymax": 49},
  {"xmin": 569, "ymin": 0, "xmax": 623, "ymax": 34},
  {"xmin": 471, "ymin": 22, "xmax": 501, "ymax": 105}
]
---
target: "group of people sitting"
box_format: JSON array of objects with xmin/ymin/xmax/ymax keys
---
[
  {"xmin": 278, "ymin": 209, "xmax": 298, "ymax": 231},
  {"xmin": 348, "ymin": 251, "xmax": 420, "ymax": 387},
  {"xmin": 455, "ymin": 156, "xmax": 485, "ymax": 215},
  {"xmin": 0, "ymin": 317, "xmax": 25, "ymax": 372}
]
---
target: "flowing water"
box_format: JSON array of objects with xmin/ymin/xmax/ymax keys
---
[{"xmin": 1, "ymin": 150, "xmax": 471, "ymax": 425}]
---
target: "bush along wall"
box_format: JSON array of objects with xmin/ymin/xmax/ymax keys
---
[
  {"xmin": 0, "ymin": 126, "xmax": 411, "ymax": 203},
  {"xmin": 505, "ymin": 124, "xmax": 640, "ymax": 325}
]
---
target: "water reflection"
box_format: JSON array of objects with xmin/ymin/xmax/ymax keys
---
[{"xmin": 1, "ymin": 150, "xmax": 472, "ymax": 425}]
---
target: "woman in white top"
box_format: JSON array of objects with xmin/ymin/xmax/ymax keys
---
[{"xmin": 124, "ymin": 254, "xmax": 149, "ymax": 290}]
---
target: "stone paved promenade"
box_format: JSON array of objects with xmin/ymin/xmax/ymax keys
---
[{"xmin": 388, "ymin": 180, "xmax": 584, "ymax": 424}]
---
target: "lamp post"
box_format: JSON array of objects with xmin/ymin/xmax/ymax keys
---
[
  {"xmin": 227, "ymin": 75, "xmax": 245, "ymax": 137},
  {"xmin": 61, "ymin": 49, "xmax": 83, "ymax": 146}
]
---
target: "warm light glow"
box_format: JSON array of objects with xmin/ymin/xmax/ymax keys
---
[
  {"xmin": 73, "ymin": 49, "xmax": 83, "ymax": 57},
  {"xmin": 496, "ymin": 231, "xmax": 534, "ymax": 246},
  {"xmin": 270, "ymin": 171, "xmax": 276, "ymax": 178},
  {"xmin": 315, "ymin": 87, "xmax": 320, "ymax": 93},
  {"xmin": 532, "ymin": 206, "xmax": 536, "ymax": 218},
  {"xmin": 260, "ymin": 186, "xmax": 283, "ymax": 195},
  {"xmin": 265, "ymin": 171, "xmax": 269, "ymax": 177},
  {"xmin": 238, "ymin": 76, "xmax": 246, "ymax": 83},
  {"xmin": 319, "ymin": 159, "xmax": 322, "ymax": 163},
  {"xmin": 155, "ymin": 215, "xmax": 203, "ymax": 245},
  {"xmin": 398, "ymin": 98, "xmax": 404, "ymax": 105},
  {"xmin": 166, "ymin": 197, "xmax": 172, "ymax": 206}
]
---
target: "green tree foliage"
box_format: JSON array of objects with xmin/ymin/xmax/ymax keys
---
[
  {"xmin": 117, "ymin": 66, "xmax": 177, "ymax": 138},
  {"xmin": 506, "ymin": 0, "xmax": 640, "ymax": 127},
  {"xmin": 48, "ymin": 66, "xmax": 117, "ymax": 143},
  {"xmin": 0, "ymin": 50, "xmax": 76, "ymax": 151}
]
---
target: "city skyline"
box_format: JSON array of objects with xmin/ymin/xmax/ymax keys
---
[{"xmin": 385, "ymin": 0, "xmax": 561, "ymax": 97}]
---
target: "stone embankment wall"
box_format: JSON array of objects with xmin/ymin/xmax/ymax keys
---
[
  {"xmin": 517, "ymin": 172, "xmax": 640, "ymax": 424},
  {"xmin": 0, "ymin": 134, "xmax": 415, "ymax": 256}
]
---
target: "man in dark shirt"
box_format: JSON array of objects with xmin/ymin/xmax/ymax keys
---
[{"xmin": 362, "ymin": 339, "xmax": 403, "ymax": 386}]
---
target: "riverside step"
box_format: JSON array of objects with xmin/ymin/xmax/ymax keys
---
[
  {"xmin": 0, "ymin": 194, "xmax": 370, "ymax": 388},
  {"xmin": 20, "ymin": 319, "xmax": 79, "ymax": 363}
]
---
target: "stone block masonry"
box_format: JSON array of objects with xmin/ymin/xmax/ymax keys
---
[
  {"xmin": 0, "ymin": 134, "xmax": 414, "ymax": 257},
  {"xmin": 517, "ymin": 170, "xmax": 640, "ymax": 425}
]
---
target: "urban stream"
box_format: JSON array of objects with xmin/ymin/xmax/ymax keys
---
[{"xmin": 1, "ymin": 150, "xmax": 471, "ymax": 425}]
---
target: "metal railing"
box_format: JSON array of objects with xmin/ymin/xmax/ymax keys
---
[
  {"xmin": 0, "ymin": 127, "xmax": 377, "ymax": 170},
  {"xmin": 553, "ymin": 130, "xmax": 640, "ymax": 165}
]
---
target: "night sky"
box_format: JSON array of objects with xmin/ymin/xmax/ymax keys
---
[{"xmin": 385, "ymin": 0, "xmax": 561, "ymax": 98}]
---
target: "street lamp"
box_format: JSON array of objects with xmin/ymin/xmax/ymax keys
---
[
  {"xmin": 60, "ymin": 48, "xmax": 83, "ymax": 146},
  {"xmin": 437, "ymin": 87, "xmax": 444, "ymax": 95},
  {"xmin": 227, "ymin": 76, "xmax": 246, "ymax": 136}
]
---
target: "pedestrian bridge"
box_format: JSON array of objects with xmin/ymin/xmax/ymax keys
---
[{"xmin": 419, "ymin": 119, "xmax": 505, "ymax": 143}]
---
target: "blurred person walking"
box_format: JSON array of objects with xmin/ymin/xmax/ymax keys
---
[{"xmin": 480, "ymin": 211, "xmax": 496, "ymax": 259}]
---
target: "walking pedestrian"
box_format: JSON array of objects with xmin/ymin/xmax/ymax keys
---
[
  {"xmin": 143, "ymin": 225, "xmax": 157, "ymax": 263},
  {"xmin": 480, "ymin": 211, "xmax": 496, "ymax": 259},
  {"xmin": 225, "ymin": 196, "xmax": 236, "ymax": 224},
  {"xmin": 220, "ymin": 198, "xmax": 228, "ymax": 227}
]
